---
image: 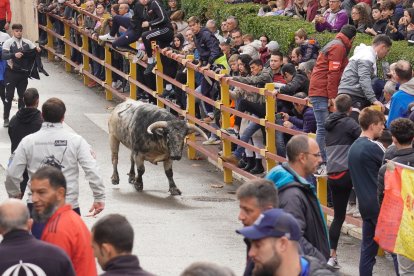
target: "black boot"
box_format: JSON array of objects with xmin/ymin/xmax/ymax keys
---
[
  {"xmin": 238, "ymin": 157, "xmax": 247, "ymax": 168},
  {"xmin": 250, "ymin": 159, "xmax": 264, "ymax": 174},
  {"xmin": 242, "ymin": 157, "xmax": 255, "ymax": 171}
]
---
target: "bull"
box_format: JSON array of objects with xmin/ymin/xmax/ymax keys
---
[{"xmin": 108, "ymin": 101, "xmax": 208, "ymax": 195}]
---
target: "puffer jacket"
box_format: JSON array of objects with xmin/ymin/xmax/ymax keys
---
[
  {"xmin": 338, "ymin": 43, "xmax": 378, "ymax": 103},
  {"xmin": 377, "ymin": 147, "xmax": 414, "ymax": 206},
  {"xmin": 289, "ymin": 106, "xmax": 317, "ymax": 133},
  {"xmin": 325, "ymin": 112, "xmax": 361, "ymax": 174},
  {"xmin": 5, "ymin": 123, "xmax": 105, "ymax": 208},
  {"xmin": 231, "ymin": 67, "xmax": 273, "ymax": 104},
  {"xmin": 266, "ymin": 163, "xmax": 330, "ymax": 262},
  {"xmin": 309, "ymin": 33, "xmax": 352, "ymax": 99},
  {"xmin": 387, "ymin": 78, "xmax": 414, "ymax": 128}
]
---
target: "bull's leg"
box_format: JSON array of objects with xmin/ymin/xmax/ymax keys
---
[
  {"xmin": 109, "ymin": 134, "xmax": 120, "ymax": 185},
  {"xmin": 133, "ymin": 153, "xmax": 145, "ymax": 192},
  {"xmin": 128, "ymin": 153, "xmax": 135, "ymax": 184},
  {"xmin": 164, "ymin": 160, "xmax": 181, "ymax": 195}
]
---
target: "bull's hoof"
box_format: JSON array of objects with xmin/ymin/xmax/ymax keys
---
[
  {"xmin": 111, "ymin": 176, "xmax": 119, "ymax": 185},
  {"xmin": 134, "ymin": 181, "xmax": 143, "ymax": 192},
  {"xmin": 169, "ymin": 187, "xmax": 182, "ymax": 196},
  {"xmin": 127, "ymin": 173, "xmax": 135, "ymax": 184}
]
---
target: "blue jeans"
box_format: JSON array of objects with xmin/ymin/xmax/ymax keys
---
[
  {"xmin": 234, "ymin": 121, "xmax": 262, "ymax": 159},
  {"xmin": 276, "ymin": 118, "xmax": 286, "ymax": 157},
  {"xmin": 360, "ymin": 218, "xmax": 379, "ymax": 276},
  {"xmin": 309, "ymin": 96, "xmax": 328, "ymax": 162}
]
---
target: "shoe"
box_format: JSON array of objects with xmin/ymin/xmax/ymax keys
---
[
  {"xmin": 87, "ymin": 80, "xmax": 98, "ymax": 88},
  {"xmin": 346, "ymin": 204, "xmax": 356, "ymax": 215},
  {"xmin": 242, "ymin": 157, "xmax": 255, "ymax": 171},
  {"xmin": 132, "ymin": 49, "xmax": 145, "ymax": 63},
  {"xmin": 327, "ymin": 257, "xmax": 341, "ymax": 270},
  {"xmin": 99, "ymin": 33, "xmax": 115, "ymax": 42},
  {"xmin": 250, "ymin": 159, "xmax": 265, "ymax": 174},
  {"xmin": 221, "ymin": 154, "xmax": 240, "ymax": 165},
  {"xmin": 314, "ymin": 163, "xmax": 327, "ymax": 176},
  {"xmin": 114, "ymin": 46, "xmax": 137, "ymax": 54},
  {"xmin": 144, "ymin": 62, "xmax": 156, "ymax": 75},
  {"xmin": 3, "ymin": 119, "xmax": 9, "ymax": 127},
  {"xmin": 202, "ymin": 137, "xmax": 221, "ymax": 145},
  {"xmin": 221, "ymin": 127, "xmax": 239, "ymax": 137},
  {"xmin": 112, "ymin": 80, "xmax": 123, "ymax": 90},
  {"xmin": 38, "ymin": 66, "xmax": 49, "ymax": 76},
  {"xmin": 238, "ymin": 157, "xmax": 248, "ymax": 168}
]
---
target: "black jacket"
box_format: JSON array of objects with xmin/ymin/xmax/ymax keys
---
[
  {"xmin": 0, "ymin": 230, "xmax": 75, "ymax": 276},
  {"xmin": 146, "ymin": 0, "xmax": 172, "ymax": 29},
  {"xmin": 280, "ymin": 71, "xmax": 309, "ymax": 95},
  {"xmin": 101, "ymin": 255, "xmax": 154, "ymax": 276},
  {"xmin": 194, "ymin": 27, "xmax": 223, "ymax": 65},
  {"xmin": 377, "ymin": 146, "xmax": 414, "ymax": 206},
  {"xmin": 267, "ymin": 163, "xmax": 330, "ymax": 262},
  {"xmin": 8, "ymin": 107, "xmax": 43, "ymax": 153},
  {"xmin": 325, "ymin": 112, "xmax": 361, "ymax": 174}
]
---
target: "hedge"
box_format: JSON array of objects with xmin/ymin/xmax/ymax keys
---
[{"xmin": 181, "ymin": 0, "xmax": 414, "ymax": 65}]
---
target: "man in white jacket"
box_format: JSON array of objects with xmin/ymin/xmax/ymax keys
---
[{"xmin": 5, "ymin": 97, "xmax": 105, "ymax": 218}]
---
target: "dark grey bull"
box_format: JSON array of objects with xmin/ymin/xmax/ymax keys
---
[{"xmin": 108, "ymin": 101, "xmax": 208, "ymax": 195}]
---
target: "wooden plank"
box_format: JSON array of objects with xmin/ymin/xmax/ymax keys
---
[{"xmin": 10, "ymin": 0, "xmax": 39, "ymax": 42}]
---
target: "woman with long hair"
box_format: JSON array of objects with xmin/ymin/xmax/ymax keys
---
[{"xmin": 351, "ymin": 4, "xmax": 372, "ymax": 33}]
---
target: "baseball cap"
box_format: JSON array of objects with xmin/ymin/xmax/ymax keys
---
[{"xmin": 236, "ymin": 208, "xmax": 301, "ymax": 241}]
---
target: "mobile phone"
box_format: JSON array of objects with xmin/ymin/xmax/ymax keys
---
[{"xmin": 276, "ymin": 113, "xmax": 284, "ymax": 119}]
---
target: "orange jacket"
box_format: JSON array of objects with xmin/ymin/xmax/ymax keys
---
[
  {"xmin": 41, "ymin": 205, "xmax": 97, "ymax": 276},
  {"xmin": 0, "ymin": 0, "xmax": 11, "ymax": 22}
]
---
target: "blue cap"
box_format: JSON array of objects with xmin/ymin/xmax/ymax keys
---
[{"xmin": 236, "ymin": 209, "xmax": 301, "ymax": 241}]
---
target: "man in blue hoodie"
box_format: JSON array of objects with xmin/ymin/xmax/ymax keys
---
[{"xmin": 266, "ymin": 134, "xmax": 330, "ymax": 262}]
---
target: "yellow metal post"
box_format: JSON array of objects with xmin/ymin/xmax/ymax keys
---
[
  {"xmin": 82, "ymin": 33, "xmax": 90, "ymax": 86},
  {"xmin": 104, "ymin": 46, "xmax": 112, "ymax": 100},
  {"xmin": 46, "ymin": 15, "xmax": 54, "ymax": 61},
  {"xmin": 264, "ymin": 83, "xmax": 276, "ymax": 171},
  {"xmin": 220, "ymin": 70, "xmax": 233, "ymax": 184},
  {"xmin": 129, "ymin": 42, "xmax": 138, "ymax": 100},
  {"xmin": 316, "ymin": 176, "xmax": 328, "ymax": 221},
  {"xmin": 63, "ymin": 23, "xmax": 71, "ymax": 72},
  {"xmin": 186, "ymin": 55, "xmax": 196, "ymax": 160},
  {"xmin": 153, "ymin": 42, "xmax": 164, "ymax": 108}
]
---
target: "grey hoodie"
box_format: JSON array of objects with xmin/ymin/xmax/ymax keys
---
[{"xmin": 338, "ymin": 44, "xmax": 378, "ymax": 103}]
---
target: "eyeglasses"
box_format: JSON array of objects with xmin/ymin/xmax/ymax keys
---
[{"xmin": 305, "ymin": 152, "xmax": 322, "ymax": 157}]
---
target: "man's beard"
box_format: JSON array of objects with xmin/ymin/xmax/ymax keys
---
[
  {"xmin": 253, "ymin": 251, "xmax": 282, "ymax": 276},
  {"xmin": 32, "ymin": 203, "xmax": 58, "ymax": 223}
]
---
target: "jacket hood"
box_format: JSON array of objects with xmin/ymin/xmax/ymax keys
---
[
  {"xmin": 265, "ymin": 163, "xmax": 313, "ymax": 191},
  {"xmin": 324, "ymin": 112, "xmax": 347, "ymax": 131},
  {"xmin": 399, "ymin": 78, "xmax": 414, "ymax": 95},
  {"xmin": 15, "ymin": 108, "xmax": 41, "ymax": 124},
  {"xmin": 350, "ymin": 43, "xmax": 376, "ymax": 63},
  {"xmin": 335, "ymin": 32, "xmax": 353, "ymax": 51}
]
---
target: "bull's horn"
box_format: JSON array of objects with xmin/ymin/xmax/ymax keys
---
[
  {"xmin": 187, "ymin": 123, "xmax": 209, "ymax": 140},
  {"xmin": 147, "ymin": 121, "xmax": 168, "ymax": 134}
]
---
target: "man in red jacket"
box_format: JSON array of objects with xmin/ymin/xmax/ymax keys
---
[
  {"xmin": 308, "ymin": 25, "xmax": 356, "ymax": 166},
  {"xmin": 0, "ymin": 0, "xmax": 11, "ymax": 32}
]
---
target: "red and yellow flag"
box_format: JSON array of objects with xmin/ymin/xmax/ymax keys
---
[{"xmin": 374, "ymin": 162, "xmax": 414, "ymax": 261}]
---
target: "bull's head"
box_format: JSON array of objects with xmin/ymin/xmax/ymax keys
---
[{"xmin": 147, "ymin": 120, "xmax": 208, "ymax": 160}]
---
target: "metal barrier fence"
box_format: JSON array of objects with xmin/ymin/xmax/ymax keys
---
[{"xmin": 39, "ymin": 3, "xmax": 341, "ymax": 222}]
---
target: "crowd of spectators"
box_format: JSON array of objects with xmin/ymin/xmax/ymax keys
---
[{"xmin": 2, "ymin": 0, "xmax": 413, "ymax": 274}]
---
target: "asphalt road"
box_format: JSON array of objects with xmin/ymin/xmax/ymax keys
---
[{"xmin": 0, "ymin": 59, "xmax": 396, "ymax": 275}]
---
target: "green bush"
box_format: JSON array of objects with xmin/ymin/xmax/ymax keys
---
[{"xmin": 182, "ymin": 0, "xmax": 414, "ymax": 65}]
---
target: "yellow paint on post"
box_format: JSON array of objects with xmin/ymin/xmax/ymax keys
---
[
  {"xmin": 316, "ymin": 176, "xmax": 328, "ymax": 221},
  {"xmin": 104, "ymin": 46, "xmax": 112, "ymax": 100},
  {"xmin": 186, "ymin": 55, "xmax": 196, "ymax": 160},
  {"xmin": 64, "ymin": 23, "xmax": 71, "ymax": 72},
  {"xmin": 82, "ymin": 33, "xmax": 90, "ymax": 86},
  {"xmin": 153, "ymin": 43, "xmax": 164, "ymax": 108},
  {"xmin": 220, "ymin": 70, "xmax": 232, "ymax": 184},
  {"xmin": 46, "ymin": 15, "xmax": 54, "ymax": 61},
  {"xmin": 265, "ymin": 83, "xmax": 276, "ymax": 171},
  {"xmin": 129, "ymin": 42, "xmax": 137, "ymax": 99}
]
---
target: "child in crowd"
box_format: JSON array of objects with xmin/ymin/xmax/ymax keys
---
[{"xmin": 294, "ymin": 28, "xmax": 320, "ymax": 63}]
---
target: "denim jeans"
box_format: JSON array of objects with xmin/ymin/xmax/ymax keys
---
[
  {"xmin": 276, "ymin": 118, "xmax": 286, "ymax": 158},
  {"xmin": 360, "ymin": 218, "xmax": 379, "ymax": 276},
  {"xmin": 309, "ymin": 96, "xmax": 329, "ymax": 162},
  {"xmin": 234, "ymin": 121, "xmax": 262, "ymax": 159}
]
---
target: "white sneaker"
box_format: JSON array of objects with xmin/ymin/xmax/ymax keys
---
[
  {"xmin": 202, "ymin": 137, "xmax": 221, "ymax": 145},
  {"xmin": 99, "ymin": 33, "xmax": 115, "ymax": 42},
  {"xmin": 314, "ymin": 163, "xmax": 327, "ymax": 176},
  {"xmin": 132, "ymin": 50, "xmax": 146, "ymax": 63},
  {"xmin": 327, "ymin": 257, "xmax": 341, "ymax": 269}
]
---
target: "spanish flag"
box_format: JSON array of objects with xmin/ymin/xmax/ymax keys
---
[{"xmin": 374, "ymin": 162, "xmax": 414, "ymax": 261}]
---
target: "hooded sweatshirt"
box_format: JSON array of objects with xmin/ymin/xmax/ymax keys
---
[
  {"xmin": 338, "ymin": 43, "xmax": 378, "ymax": 103},
  {"xmin": 266, "ymin": 163, "xmax": 330, "ymax": 262},
  {"xmin": 8, "ymin": 107, "xmax": 43, "ymax": 153},
  {"xmin": 325, "ymin": 112, "xmax": 361, "ymax": 174},
  {"xmin": 386, "ymin": 78, "xmax": 414, "ymax": 128},
  {"xmin": 239, "ymin": 40, "xmax": 261, "ymax": 60}
]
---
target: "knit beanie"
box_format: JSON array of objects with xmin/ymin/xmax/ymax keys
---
[{"xmin": 340, "ymin": 25, "xmax": 357, "ymax": 40}]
